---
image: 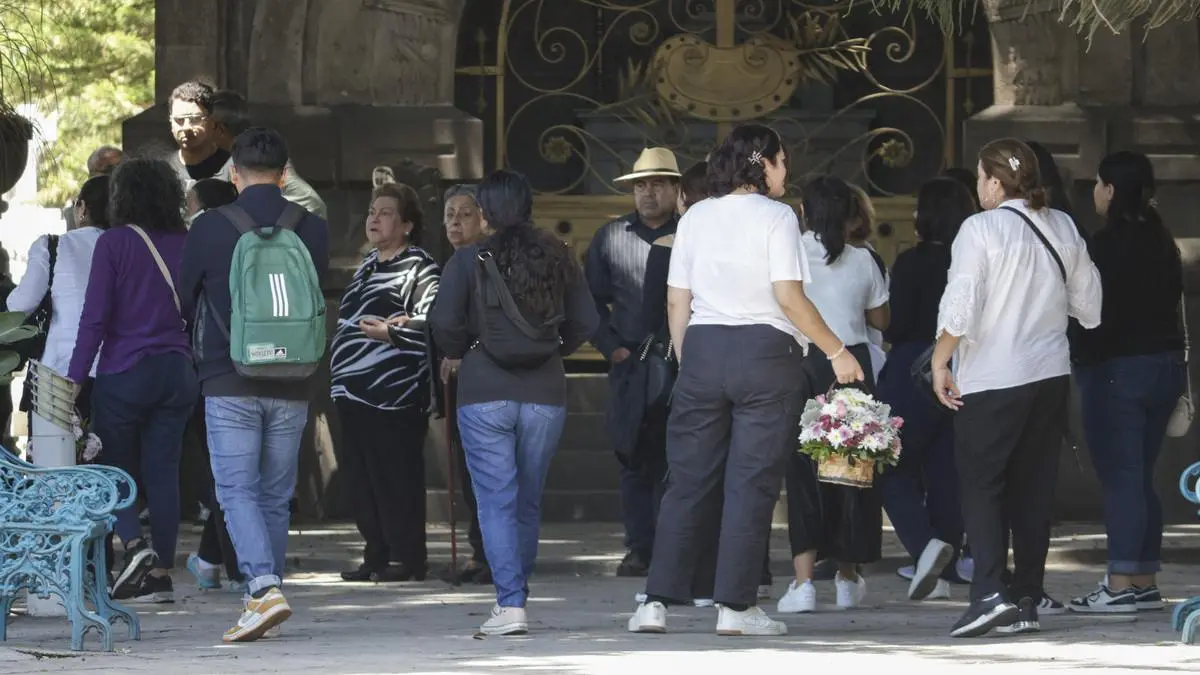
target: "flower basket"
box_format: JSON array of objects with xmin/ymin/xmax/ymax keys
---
[
  {"xmin": 798, "ymin": 386, "xmax": 903, "ymax": 489},
  {"xmin": 817, "ymin": 455, "xmax": 876, "ymax": 488}
]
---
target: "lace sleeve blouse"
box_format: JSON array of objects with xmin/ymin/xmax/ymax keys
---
[{"xmin": 936, "ymin": 199, "xmax": 1102, "ymax": 396}]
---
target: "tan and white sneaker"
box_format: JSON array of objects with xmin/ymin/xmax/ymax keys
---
[
  {"xmin": 715, "ymin": 605, "xmax": 787, "ymax": 636},
  {"xmin": 480, "ymin": 605, "xmax": 528, "ymax": 636},
  {"xmin": 222, "ymin": 587, "xmax": 292, "ymax": 643},
  {"xmin": 627, "ymin": 601, "xmax": 667, "ymax": 633}
]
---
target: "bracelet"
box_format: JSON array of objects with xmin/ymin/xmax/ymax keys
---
[{"xmin": 827, "ymin": 344, "xmax": 846, "ymax": 361}]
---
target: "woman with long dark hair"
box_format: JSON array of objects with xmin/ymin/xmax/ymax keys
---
[
  {"xmin": 1068, "ymin": 151, "xmax": 1184, "ymax": 613},
  {"xmin": 931, "ymin": 138, "xmax": 1101, "ymax": 637},
  {"xmin": 776, "ymin": 175, "xmax": 888, "ymax": 614},
  {"xmin": 430, "ymin": 169, "xmax": 598, "ymax": 636},
  {"xmin": 878, "ymin": 177, "xmax": 976, "ymax": 602},
  {"xmin": 69, "ymin": 157, "xmax": 198, "ymax": 604},
  {"xmin": 628, "ymin": 124, "xmax": 863, "ymax": 637}
]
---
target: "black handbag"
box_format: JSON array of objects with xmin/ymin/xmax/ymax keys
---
[
  {"xmin": 637, "ymin": 334, "xmax": 676, "ymax": 411},
  {"xmin": 911, "ymin": 205, "xmax": 1068, "ymax": 404}
]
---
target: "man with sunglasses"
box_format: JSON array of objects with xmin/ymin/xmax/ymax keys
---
[{"xmin": 166, "ymin": 81, "xmax": 228, "ymax": 190}]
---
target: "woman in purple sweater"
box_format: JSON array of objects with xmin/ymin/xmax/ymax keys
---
[{"xmin": 69, "ymin": 157, "xmax": 198, "ymax": 604}]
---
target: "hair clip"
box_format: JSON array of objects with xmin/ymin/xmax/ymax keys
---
[
  {"xmin": 1007, "ymin": 156, "xmax": 1021, "ymax": 172},
  {"xmin": 749, "ymin": 149, "xmax": 763, "ymax": 166}
]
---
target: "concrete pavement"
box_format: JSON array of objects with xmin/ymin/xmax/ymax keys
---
[{"xmin": 4, "ymin": 522, "xmax": 1200, "ymax": 673}]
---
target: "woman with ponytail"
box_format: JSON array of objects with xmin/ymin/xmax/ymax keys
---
[
  {"xmin": 430, "ymin": 169, "xmax": 598, "ymax": 637},
  {"xmin": 1068, "ymin": 151, "xmax": 1185, "ymax": 614}
]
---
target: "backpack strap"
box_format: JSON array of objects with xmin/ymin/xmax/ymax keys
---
[
  {"xmin": 477, "ymin": 250, "xmax": 562, "ymax": 340},
  {"xmin": 215, "ymin": 204, "xmax": 258, "ymax": 234},
  {"xmin": 1000, "ymin": 206, "xmax": 1067, "ymax": 282},
  {"xmin": 275, "ymin": 202, "xmax": 305, "ymax": 231}
]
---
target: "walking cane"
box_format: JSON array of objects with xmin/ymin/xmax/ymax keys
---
[{"xmin": 444, "ymin": 377, "xmax": 462, "ymax": 586}]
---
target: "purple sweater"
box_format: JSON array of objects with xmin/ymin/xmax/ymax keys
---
[{"xmin": 68, "ymin": 226, "xmax": 191, "ymax": 382}]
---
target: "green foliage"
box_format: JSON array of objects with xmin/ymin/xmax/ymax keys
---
[
  {"xmin": 854, "ymin": 0, "xmax": 1200, "ymax": 39},
  {"xmin": 797, "ymin": 440, "xmax": 898, "ymax": 471},
  {"xmin": 0, "ymin": 0, "xmax": 154, "ymax": 206}
]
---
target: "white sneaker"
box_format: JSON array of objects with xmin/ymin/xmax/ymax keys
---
[
  {"xmin": 909, "ymin": 539, "xmax": 954, "ymax": 600},
  {"xmin": 716, "ymin": 605, "xmax": 787, "ymax": 636},
  {"xmin": 924, "ymin": 578, "xmax": 951, "ymax": 600},
  {"xmin": 628, "ymin": 601, "xmax": 667, "ymax": 633},
  {"xmin": 480, "ymin": 605, "xmax": 528, "ymax": 636},
  {"xmin": 835, "ymin": 572, "xmax": 867, "ymax": 609},
  {"xmin": 776, "ymin": 580, "xmax": 817, "ymax": 613}
]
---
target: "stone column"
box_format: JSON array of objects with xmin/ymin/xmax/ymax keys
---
[{"xmin": 125, "ymin": 0, "xmax": 482, "ymax": 520}]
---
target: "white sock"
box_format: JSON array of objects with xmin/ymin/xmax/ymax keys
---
[{"xmin": 195, "ymin": 556, "xmax": 220, "ymax": 573}]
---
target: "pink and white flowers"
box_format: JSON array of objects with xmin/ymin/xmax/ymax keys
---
[{"xmin": 798, "ymin": 387, "xmax": 904, "ymax": 469}]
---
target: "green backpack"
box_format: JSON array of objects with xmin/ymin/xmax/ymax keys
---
[{"xmin": 210, "ymin": 203, "xmax": 325, "ymax": 380}]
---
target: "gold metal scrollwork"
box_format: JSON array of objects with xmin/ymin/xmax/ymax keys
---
[{"xmin": 654, "ymin": 35, "xmax": 801, "ymax": 122}]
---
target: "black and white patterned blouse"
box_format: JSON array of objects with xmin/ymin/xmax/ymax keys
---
[{"xmin": 330, "ymin": 247, "xmax": 440, "ymax": 411}]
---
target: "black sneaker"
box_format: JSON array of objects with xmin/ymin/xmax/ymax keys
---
[
  {"xmin": 997, "ymin": 596, "xmax": 1040, "ymax": 634},
  {"xmin": 124, "ymin": 574, "xmax": 174, "ymax": 603},
  {"xmin": 1036, "ymin": 592, "xmax": 1067, "ymax": 615},
  {"xmin": 616, "ymin": 551, "xmax": 650, "ymax": 578},
  {"xmin": 111, "ymin": 541, "xmax": 157, "ymax": 599},
  {"xmin": 950, "ymin": 593, "xmax": 1019, "ymax": 638},
  {"xmin": 1068, "ymin": 584, "xmax": 1137, "ymax": 614},
  {"xmin": 340, "ymin": 563, "xmax": 380, "ymax": 582},
  {"xmin": 1134, "ymin": 585, "xmax": 1165, "ymax": 611}
]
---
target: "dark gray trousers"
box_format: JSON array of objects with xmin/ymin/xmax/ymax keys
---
[{"xmin": 645, "ymin": 324, "xmax": 805, "ymax": 606}]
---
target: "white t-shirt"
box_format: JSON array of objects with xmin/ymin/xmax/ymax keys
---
[
  {"xmin": 800, "ymin": 230, "xmax": 889, "ymax": 347},
  {"xmin": 668, "ymin": 193, "xmax": 812, "ymax": 348},
  {"xmin": 937, "ymin": 199, "xmax": 1102, "ymax": 395}
]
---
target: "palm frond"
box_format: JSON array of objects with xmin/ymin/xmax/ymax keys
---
[
  {"xmin": 787, "ymin": 13, "xmax": 870, "ymax": 85},
  {"xmin": 851, "ymin": 0, "xmax": 1200, "ymax": 39}
]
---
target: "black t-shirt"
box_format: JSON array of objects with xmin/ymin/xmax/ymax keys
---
[{"xmin": 168, "ymin": 148, "xmax": 231, "ymax": 188}]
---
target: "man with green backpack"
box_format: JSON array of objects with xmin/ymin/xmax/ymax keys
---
[{"xmin": 180, "ymin": 127, "xmax": 329, "ymax": 643}]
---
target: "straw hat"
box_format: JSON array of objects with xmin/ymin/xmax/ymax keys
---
[{"xmin": 615, "ymin": 147, "xmax": 682, "ymax": 183}]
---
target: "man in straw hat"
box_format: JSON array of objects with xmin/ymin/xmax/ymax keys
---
[{"xmin": 585, "ymin": 147, "xmax": 681, "ymax": 578}]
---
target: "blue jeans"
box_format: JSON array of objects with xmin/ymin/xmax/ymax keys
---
[
  {"xmin": 92, "ymin": 352, "xmax": 198, "ymax": 568},
  {"xmin": 877, "ymin": 341, "xmax": 963, "ymax": 572},
  {"xmin": 458, "ymin": 400, "xmax": 567, "ymax": 607},
  {"xmin": 206, "ymin": 396, "xmax": 309, "ymax": 594},
  {"xmin": 1077, "ymin": 351, "xmax": 1185, "ymax": 575}
]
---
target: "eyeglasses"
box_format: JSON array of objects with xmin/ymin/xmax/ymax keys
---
[{"xmin": 170, "ymin": 114, "xmax": 208, "ymax": 128}]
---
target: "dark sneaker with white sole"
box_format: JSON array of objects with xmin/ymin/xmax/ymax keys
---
[
  {"xmin": 997, "ymin": 597, "xmax": 1040, "ymax": 634},
  {"xmin": 111, "ymin": 541, "xmax": 157, "ymax": 600},
  {"xmin": 125, "ymin": 574, "xmax": 175, "ymax": 603},
  {"xmin": 1134, "ymin": 585, "xmax": 1165, "ymax": 611},
  {"xmin": 1068, "ymin": 584, "xmax": 1137, "ymax": 614},
  {"xmin": 1035, "ymin": 593, "xmax": 1067, "ymax": 615},
  {"xmin": 909, "ymin": 538, "xmax": 954, "ymax": 600},
  {"xmin": 950, "ymin": 593, "xmax": 1019, "ymax": 638}
]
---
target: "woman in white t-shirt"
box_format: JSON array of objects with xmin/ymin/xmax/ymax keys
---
[
  {"xmin": 775, "ymin": 176, "xmax": 889, "ymax": 614},
  {"xmin": 627, "ymin": 124, "xmax": 864, "ymax": 637},
  {"xmin": 931, "ymin": 138, "xmax": 1102, "ymax": 638}
]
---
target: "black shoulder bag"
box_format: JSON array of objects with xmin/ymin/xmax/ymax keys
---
[
  {"xmin": 472, "ymin": 249, "xmax": 564, "ymax": 369},
  {"xmin": 911, "ymin": 206, "xmax": 1066, "ymax": 405}
]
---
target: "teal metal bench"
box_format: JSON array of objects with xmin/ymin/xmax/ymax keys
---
[{"xmin": 0, "ymin": 446, "xmax": 141, "ymax": 651}]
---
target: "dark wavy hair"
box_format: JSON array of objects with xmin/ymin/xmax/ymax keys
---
[
  {"xmin": 190, "ymin": 178, "xmax": 238, "ymax": 212},
  {"xmin": 680, "ymin": 161, "xmax": 709, "ymax": 209},
  {"xmin": 108, "ymin": 157, "xmax": 186, "ymax": 233},
  {"xmin": 477, "ymin": 169, "xmax": 577, "ymax": 321},
  {"xmin": 77, "ymin": 175, "xmax": 111, "ymax": 229},
  {"xmin": 1026, "ymin": 140, "xmax": 1073, "ymax": 216},
  {"xmin": 707, "ymin": 123, "xmax": 784, "ymax": 197},
  {"xmin": 915, "ymin": 177, "xmax": 976, "ymax": 244},
  {"xmin": 801, "ymin": 175, "xmax": 854, "ymax": 264},
  {"xmin": 1098, "ymin": 151, "xmax": 1163, "ymax": 232},
  {"xmin": 169, "ymin": 80, "xmax": 215, "ymax": 114}
]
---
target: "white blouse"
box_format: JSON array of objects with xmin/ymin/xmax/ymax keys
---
[
  {"xmin": 800, "ymin": 231, "xmax": 889, "ymax": 349},
  {"xmin": 668, "ymin": 193, "xmax": 812, "ymax": 348},
  {"xmin": 8, "ymin": 228, "xmax": 104, "ymax": 378},
  {"xmin": 937, "ymin": 199, "xmax": 1102, "ymax": 395}
]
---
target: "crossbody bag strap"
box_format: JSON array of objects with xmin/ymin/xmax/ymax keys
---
[
  {"xmin": 127, "ymin": 224, "xmax": 182, "ymax": 315},
  {"xmin": 1000, "ymin": 206, "xmax": 1066, "ymax": 282},
  {"xmin": 478, "ymin": 251, "xmax": 559, "ymax": 340}
]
